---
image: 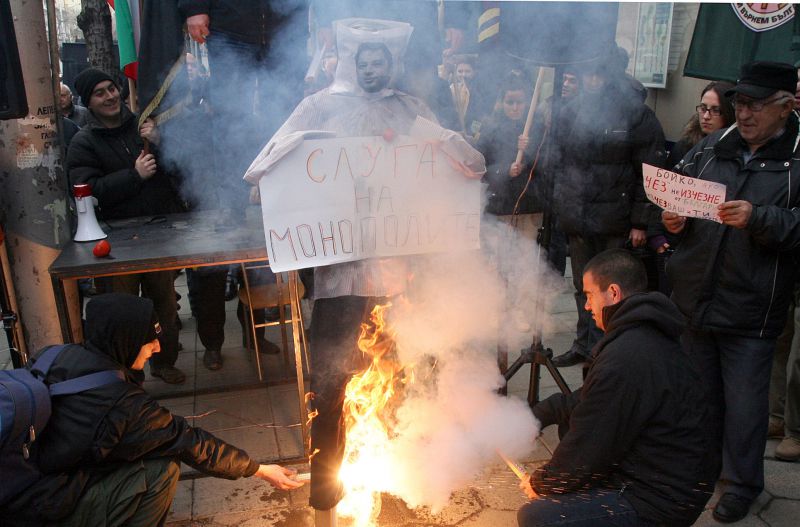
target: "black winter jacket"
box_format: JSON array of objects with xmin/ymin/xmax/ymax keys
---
[
  {"xmin": 66, "ymin": 107, "xmax": 182, "ymax": 220},
  {"xmin": 551, "ymin": 81, "xmax": 666, "ymax": 236},
  {"xmin": 667, "ymin": 113, "xmax": 800, "ymax": 338},
  {"xmin": 0, "ymin": 294, "xmax": 258, "ymax": 525},
  {"xmin": 475, "ymin": 113, "xmax": 538, "ymax": 215},
  {"xmin": 178, "ymin": 0, "xmax": 307, "ymax": 47},
  {"xmin": 532, "ymin": 292, "xmax": 717, "ymax": 526}
]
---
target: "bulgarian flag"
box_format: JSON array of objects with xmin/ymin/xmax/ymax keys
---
[{"xmin": 108, "ymin": 0, "xmax": 140, "ymax": 80}]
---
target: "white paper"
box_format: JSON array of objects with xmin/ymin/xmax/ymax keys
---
[
  {"xmin": 642, "ymin": 163, "xmax": 726, "ymax": 223},
  {"xmin": 259, "ymin": 135, "xmax": 481, "ymax": 272}
]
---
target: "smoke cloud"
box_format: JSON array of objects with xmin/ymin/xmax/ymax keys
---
[{"xmin": 352, "ymin": 213, "xmax": 568, "ymax": 512}]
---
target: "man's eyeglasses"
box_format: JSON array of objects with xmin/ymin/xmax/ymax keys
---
[
  {"xmin": 696, "ymin": 104, "xmax": 722, "ymax": 117},
  {"xmin": 733, "ymin": 94, "xmax": 790, "ymax": 112}
]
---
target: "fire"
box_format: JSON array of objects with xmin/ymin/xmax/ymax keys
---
[{"xmin": 337, "ymin": 302, "xmax": 408, "ymax": 525}]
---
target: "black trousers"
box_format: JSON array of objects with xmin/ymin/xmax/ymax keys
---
[
  {"xmin": 186, "ymin": 267, "xmax": 227, "ymax": 351},
  {"xmin": 307, "ymin": 295, "xmax": 384, "ymax": 510}
]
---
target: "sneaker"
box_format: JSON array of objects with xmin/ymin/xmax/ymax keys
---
[
  {"xmin": 768, "ymin": 418, "xmax": 785, "ymax": 439},
  {"xmin": 203, "ymin": 348, "xmax": 224, "ymax": 370},
  {"xmin": 151, "ymin": 365, "xmax": 186, "ymax": 384},
  {"xmin": 775, "ymin": 436, "xmax": 800, "ymax": 461}
]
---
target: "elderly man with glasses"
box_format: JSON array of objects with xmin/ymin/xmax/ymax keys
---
[{"xmin": 662, "ymin": 61, "xmax": 800, "ymax": 523}]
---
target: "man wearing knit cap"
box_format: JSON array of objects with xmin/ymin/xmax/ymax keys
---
[
  {"xmin": 663, "ymin": 61, "xmax": 800, "ymax": 523},
  {"xmin": 66, "ymin": 67, "xmax": 186, "ymax": 384}
]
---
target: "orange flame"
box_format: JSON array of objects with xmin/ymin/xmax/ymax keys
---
[{"xmin": 337, "ymin": 302, "xmax": 407, "ymax": 525}]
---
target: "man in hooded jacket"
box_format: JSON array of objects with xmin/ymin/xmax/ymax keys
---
[
  {"xmin": 0, "ymin": 293, "xmax": 303, "ymax": 526},
  {"xmin": 519, "ymin": 249, "xmax": 717, "ymax": 527}
]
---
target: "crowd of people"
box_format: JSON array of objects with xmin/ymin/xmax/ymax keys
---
[{"xmin": 3, "ymin": 2, "xmax": 800, "ymax": 526}]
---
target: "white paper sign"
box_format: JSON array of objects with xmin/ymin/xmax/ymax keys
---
[
  {"xmin": 642, "ymin": 163, "xmax": 726, "ymax": 223},
  {"xmin": 259, "ymin": 135, "xmax": 481, "ymax": 272}
]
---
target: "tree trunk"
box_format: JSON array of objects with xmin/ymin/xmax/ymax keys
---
[{"xmin": 77, "ymin": 0, "xmax": 115, "ymax": 77}]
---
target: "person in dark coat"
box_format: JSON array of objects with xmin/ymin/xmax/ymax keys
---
[
  {"xmin": 59, "ymin": 82, "xmax": 90, "ymax": 127},
  {"xmin": 180, "ymin": 0, "xmax": 309, "ymax": 217},
  {"xmin": 66, "ymin": 68, "xmax": 186, "ymax": 384},
  {"xmin": 519, "ymin": 249, "xmax": 717, "ymax": 527},
  {"xmin": 549, "ymin": 44, "xmax": 666, "ymax": 368},
  {"xmin": 662, "ymin": 61, "xmax": 800, "ymax": 523},
  {"xmin": 0, "ymin": 293, "xmax": 303, "ymax": 527}
]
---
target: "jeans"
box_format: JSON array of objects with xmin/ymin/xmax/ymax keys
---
[
  {"xmin": 567, "ymin": 234, "xmax": 627, "ymax": 357},
  {"xmin": 683, "ymin": 328, "xmax": 775, "ymax": 500},
  {"xmin": 518, "ymin": 487, "xmax": 644, "ymax": 527}
]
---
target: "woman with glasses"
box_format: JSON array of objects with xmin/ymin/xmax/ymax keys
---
[{"xmin": 666, "ymin": 81, "xmax": 735, "ymax": 169}]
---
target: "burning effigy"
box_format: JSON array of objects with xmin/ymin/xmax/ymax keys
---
[{"xmin": 245, "ymin": 17, "xmax": 541, "ymax": 526}]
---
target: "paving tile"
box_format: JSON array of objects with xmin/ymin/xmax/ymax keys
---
[
  {"xmin": 422, "ymin": 487, "xmax": 486, "ymax": 525},
  {"xmin": 458, "ymin": 508, "xmax": 519, "ymax": 526},
  {"xmin": 763, "ymin": 459, "xmax": 800, "ymax": 499},
  {"xmin": 192, "ymin": 387, "xmax": 274, "ymax": 431},
  {"xmin": 759, "ymin": 498, "xmax": 800, "ymax": 527},
  {"xmin": 470, "ymin": 465, "xmax": 530, "ymax": 511},
  {"xmin": 213, "ymin": 425, "xmax": 283, "ymax": 463},
  {"xmin": 192, "ymin": 475, "xmax": 291, "ymax": 519}
]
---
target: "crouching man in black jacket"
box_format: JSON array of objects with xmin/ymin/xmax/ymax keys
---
[
  {"xmin": 518, "ymin": 249, "xmax": 718, "ymax": 527},
  {"xmin": 0, "ymin": 293, "xmax": 303, "ymax": 526}
]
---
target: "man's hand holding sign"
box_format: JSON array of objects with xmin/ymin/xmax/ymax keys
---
[{"xmin": 642, "ymin": 164, "xmax": 730, "ymax": 233}]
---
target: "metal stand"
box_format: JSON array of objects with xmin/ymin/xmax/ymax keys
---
[{"xmin": 500, "ymin": 214, "xmax": 572, "ymax": 406}]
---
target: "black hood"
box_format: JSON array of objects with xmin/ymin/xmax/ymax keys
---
[
  {"xmin": 601, "ymin": 291, "xmax": 685, "ymax": 341},
  {"xmin": 85, "ymin": 293, "xmax": 155, "ymax": 369}
]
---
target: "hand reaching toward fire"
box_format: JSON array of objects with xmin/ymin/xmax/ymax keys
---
[{"xmin": 254, "ymin": 464, "xmax": 305, "ymax": 490}]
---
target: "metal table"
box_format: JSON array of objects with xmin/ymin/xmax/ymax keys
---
[{"xmin": 48, "ymin": 209, "xmax": 309, "ymax": 451}]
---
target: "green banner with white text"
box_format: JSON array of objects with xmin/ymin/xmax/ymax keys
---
[{"xmin": 684, "ymin": 3, "xmax": 797, "ymax": 82}]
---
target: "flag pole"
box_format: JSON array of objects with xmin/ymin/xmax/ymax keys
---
[
  {"xmin": 128, "ymin": 77, "xmax": 138, "ymax": 113},
  {"xmin": 514, "ymin": 67, "xmax": 545, "ymax": 165}
]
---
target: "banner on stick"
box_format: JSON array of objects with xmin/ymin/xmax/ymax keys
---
[
  {"xmin": 259, "ymin": 135, "xmax": 482, "ymax": 272},
  {"xmin": 642, "ymin": 163, "xmax": 726, "ymax": 223}
]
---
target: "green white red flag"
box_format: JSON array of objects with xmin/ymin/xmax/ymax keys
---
[{"xmin": 107, "ymin": 0, "xmax": 140, "ymax": 79}]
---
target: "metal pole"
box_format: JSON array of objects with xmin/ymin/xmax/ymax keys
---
[{"xmin": 1, "ymin": 1, "xmax": 76, "ymax": 351}]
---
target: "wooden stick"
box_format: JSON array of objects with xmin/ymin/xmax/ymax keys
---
[
  {"xmin": 127, "ymin": 77, "xmax": 138, "ymax": 113},
  {"xmin": 514, "ymin": 67, "xmax": 545, "ymax": 166}
]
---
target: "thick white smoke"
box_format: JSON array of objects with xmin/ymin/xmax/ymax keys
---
[{"xmin": 356, "ymin": 215, "xmax": 566, "ymax": 512}]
